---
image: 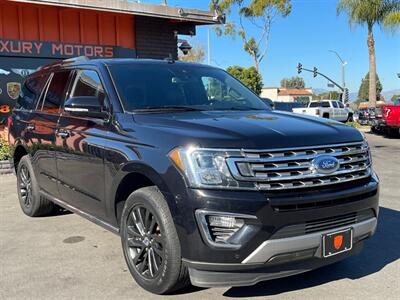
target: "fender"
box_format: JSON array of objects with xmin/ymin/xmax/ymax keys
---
[{"xmin": 106, "ymin": 161, "xmax": 179, "ymax": 226}]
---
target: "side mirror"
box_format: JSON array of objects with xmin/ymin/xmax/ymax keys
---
[{"xmin": 64, "ymin": 96, "xmax": 108, "ymax": 119}]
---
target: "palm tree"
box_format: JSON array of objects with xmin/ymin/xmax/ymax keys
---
[{"xmin": 337, "ymin": 0, "xmax": 400, "ymax": 107}]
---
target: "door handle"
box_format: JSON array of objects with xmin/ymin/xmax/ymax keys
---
[
  {"xmin": 26, "ymin": 124, "xmax": 35, "ymax": 131},
  {"xmin": 56, "ymin": 130, "xmax": 70, "ymax": 139}
]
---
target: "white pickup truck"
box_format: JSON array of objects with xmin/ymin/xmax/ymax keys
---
[{"xmin": 292, "ymin": 100, "xmax": 351, "ymax": 122}]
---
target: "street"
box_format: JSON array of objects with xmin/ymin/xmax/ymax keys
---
[{"xmin": 1, "ymin": 132, "xmax": 399, "ymax": 300}]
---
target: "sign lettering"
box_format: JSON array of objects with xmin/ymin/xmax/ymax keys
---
[{"xmin": 0, "ymin": 38, "xmax": 135, "ymax": 59}]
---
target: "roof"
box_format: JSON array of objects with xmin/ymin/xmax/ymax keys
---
[
  {"xmin": 278, "ymin": 88, "xmax": 313, "ymax": 96},
  {"xmin": 36, "ymin": 57, "xmax": 218, "ymax": 73},
  {"xmin": 11, "ymin": 0, "xmax": 222, "ymax": 24}
]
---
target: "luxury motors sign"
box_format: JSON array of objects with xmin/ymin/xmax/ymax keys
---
[{"xmin": 0, "ymin": 38, "xmax": 136, "ymax": 59}]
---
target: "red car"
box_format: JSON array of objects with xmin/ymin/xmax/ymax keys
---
[{"xmin": 383, "ymin": 99, "xmax": 400, "ymax": 136}]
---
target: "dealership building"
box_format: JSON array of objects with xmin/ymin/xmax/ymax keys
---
[{"xmin": 0, "ymin": 0, "xmax": 221, "ymax": 123}]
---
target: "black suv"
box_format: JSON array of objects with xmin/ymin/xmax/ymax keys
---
[{"xmin": 8, "ymin": 58, "xmax": 379, "ymax": 295}]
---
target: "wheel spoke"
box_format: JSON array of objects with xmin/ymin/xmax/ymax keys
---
[
  {"xmin": 152, "ymin": 244, "xmax": 163, "ymax": 259},
  {"xmin": 148, "ymin": 250, "xmax": 154, "ymax": 277},
  {"xmin": 137, "ymin": 252, "xmax": 148, "ymax": 274},
  {"xmin": 148, "ymin": 218, "xmax": 156, "ymax": 234},
  {"xmin": 127, "ymin": 225, "xmax": 141, "ymax": 238},
  {"xmin": 127, "ymin": 238, "xmax": 143, "ymax": 249},
  {"xmin": 144, "ymin": 209, "xmax": 151, "ymax": 231},
  {"xmin": 133, "ymin": 247, "xmax": 146, "ymax": 264},
  {"xmin": 149, "ymin": 249, "xmax": 159, "ymax": 271}
]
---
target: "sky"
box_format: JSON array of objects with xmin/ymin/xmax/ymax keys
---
[{"xmin": 145, "ymin": 0, "xmax": 400, "ymax": 93}]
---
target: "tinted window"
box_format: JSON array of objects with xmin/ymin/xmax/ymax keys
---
[
  {"xmin": 17, "ymin": 75, "xmax": 48, "ymax": 110},
  {"xmin": 309, "ymin": 101, "xmax": 331, "ymax": 108},
  {"xmin": 71, "ymin": 70, "xmax": 105, "ymax": 104},
  {"xmin": 42, "ymin": 71, "xmax": 71, "ymax": 113},
  {"xmin": 332, "ymin": 101, "xmax": 338, "ymax": 108},
  {"xmin": 338, "ymin": 102, "xmax": 344, "ymax": 108},
  {"xmin": 109, "ymin": 63, "xmax": 268, "ymax": 112}
]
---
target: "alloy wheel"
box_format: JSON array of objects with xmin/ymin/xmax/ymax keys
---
[
  {"xmin": 126, "ymin": 205, "xmax": 165, "ymax": 279},
  {"xmin": 19, "ymin": 165, "xmax": 32, "ymax": 208}
]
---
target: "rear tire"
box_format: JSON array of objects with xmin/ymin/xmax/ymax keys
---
[
  {"xmin": 16, "ymin": 155, "xmax": 54, "ymax": 217},
  {"xmin": 120, "ymin": 186, "xmax": 190, "ymax": 295},
  {"xmin": 322, "ymin": 113, "xmax": 330, "ymax": 119}
]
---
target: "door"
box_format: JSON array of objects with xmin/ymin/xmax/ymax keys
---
[
  {"xmin": 337, "ymin": 101, "xmax": 347, "ymax": 121},
  {"xmin": 25, "ymin": 71, "xmax": 72, "ymax": 197},
  {"xmin": 331, "ymin": 101, "xmax": 340, "ymax": 120},
  {"xmin": 55, "ymin": 69, "xmax": 109, "ymax": 218}
]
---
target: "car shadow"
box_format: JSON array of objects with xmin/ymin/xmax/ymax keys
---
[{"xmin": 223, "ymin": 206, "xmax": 400, "ymax": 298}]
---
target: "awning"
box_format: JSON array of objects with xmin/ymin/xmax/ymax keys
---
[{"xmin": 9, "ymin": 0, "xmax": 222, "ymax": 25}]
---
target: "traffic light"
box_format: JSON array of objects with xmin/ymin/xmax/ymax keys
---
[
  {"xmin": 297, "ymin": 63, "xmax": 302, "ymax": 74},
  {"xmin": 313, "ymin": 67, "xmax": 318, "ymax": 78},
  {"xmin": 343, "ymin": 88, "xmax": 349, "ymax": 103}
]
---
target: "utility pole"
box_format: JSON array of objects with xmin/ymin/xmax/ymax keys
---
[
  {"xmin": 329, "ymin": 50, "xmax": 348, "ymax": 103},
  {"xmin": 208, "ymin": 27, "xmax": 211, "ymax": 65}
]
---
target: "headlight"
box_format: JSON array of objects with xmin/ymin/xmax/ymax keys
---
[{"xmin": 169, "ymin": 146, "xmax": 253, "ymax": 189}]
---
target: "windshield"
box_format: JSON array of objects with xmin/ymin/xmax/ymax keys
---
[{"xmin": 108, "ymin": 63, "xmax": 269, "ymax": 112}]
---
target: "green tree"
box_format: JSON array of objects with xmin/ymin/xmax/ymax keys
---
[
  {"xmin": 227, "ymin": 66, "xmax": 263, "ymax": 95},
  {"xmin": 213, "ymin": 0, "xmax": 291, "ymax": 71},
  {"xmin": 178, "ymin": 44, "xmax": 206, "ymax": 63},
  {"xmin": 313, "ymin": 91, "xmax": 341, "ymax": 100},
  {"xmin": 337, "ymin": 0, "xmax": 400, "ymax": 107},
  {"xmin": 357, "ymin": 72, "xmax": 383, "ymax": 101},
  {"xmin": 280, "ymin": 76, "xmax": 305, "ymax": 89},
  {"xmin": 391, "ymin": 94, "xmax": 400, "ymax": 102}
]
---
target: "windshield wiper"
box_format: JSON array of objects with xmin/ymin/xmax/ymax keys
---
[
  {"xmin": 133, "ymin": 106, "xmax": 207, "ymax": 112},
  {"xmin": 226, "ymin": 106, "xmax": 268, "ymax": 111}
]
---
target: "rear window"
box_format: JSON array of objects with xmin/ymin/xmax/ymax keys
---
[
  {"xmin": 309, "ymin": 101, "xmax": 330, "ymax": 108},
  {"xmin": 41, "ymin": 71, "xmax": 72, "ymax": 113},
  {"xmin": 17, "ymin": 74, "xmax": 48, "ymax": 110}
]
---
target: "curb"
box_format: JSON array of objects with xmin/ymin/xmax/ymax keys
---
[{"xmin": 0, "ymin": 160, "xmax": 13, "ymax": 175}]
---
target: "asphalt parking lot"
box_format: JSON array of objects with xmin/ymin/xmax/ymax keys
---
[{"xmin": 1, "ymin": 132, "xmax": 399, "ymax": 300}]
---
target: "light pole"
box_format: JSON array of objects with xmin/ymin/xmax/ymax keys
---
[
  {"xmin": 329, "ymin": 50, "xmax": 348, "ymax": 101},
  {"xmin": 208, "ymin": 27, "xmax": 211, "ymax": 65}
]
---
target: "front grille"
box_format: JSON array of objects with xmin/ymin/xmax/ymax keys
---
[
  {"xmin": 272, "ymin": 209, "xmax": 375, "ymax": 239},
  {"xmin": 227, "ymin": 142, "xmax": 371, "ymax": 190}
]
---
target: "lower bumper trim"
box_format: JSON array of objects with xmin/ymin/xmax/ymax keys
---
[
  {"xmin": 242, "ymin": 217, "xmax": 377, "ymax": 264},
  {"xmin": 189, "ymin": 242, "xmax": 363, "ymax": 288}
]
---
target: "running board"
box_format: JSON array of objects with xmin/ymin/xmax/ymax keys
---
[{"xmin": 40, "ymin": 190, "xmax": 120, "ymax": 235}]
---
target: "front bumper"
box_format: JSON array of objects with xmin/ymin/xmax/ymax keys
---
[
  {"xmin": 163, "ymin": 171, "xmax": 379, "ymax": 287},
  {"xmin": 184, "ymin": 217, "xmax": 376, "ymax": 287},
  {"xmin": 187, "ymin": 242, "xmax": 365, "ymax": 288}
]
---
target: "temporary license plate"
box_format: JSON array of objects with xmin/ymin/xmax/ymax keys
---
[{"xmin": 322, "ymin": 228, "xmax": 353, "ymax": 258}]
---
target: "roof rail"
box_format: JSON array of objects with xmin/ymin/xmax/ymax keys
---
[
  {"xmin": 36, "ymin": 56, "xmax": 90, "ymax": 71},
  {"xmin": 62, "ymin": 56, "xmax": 90, "ymax": 64}
]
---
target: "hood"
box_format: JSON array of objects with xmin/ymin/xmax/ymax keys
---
[{"xmin": 125, "ymin": 110, "xmax": 363, "ymax": 149}]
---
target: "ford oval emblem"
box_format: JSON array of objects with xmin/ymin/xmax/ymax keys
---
[{"xmin": 312, "ymin": 155, "xmax": 340, "ymax": 174}]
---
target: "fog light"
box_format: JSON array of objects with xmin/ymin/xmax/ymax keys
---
[
  {"xmin": 196, "ymin": 210, "xmax": 256, "ymax": 249},
  {"xmin": 208, "ymin": 215, "xmax": 243, "ymax": 228}
]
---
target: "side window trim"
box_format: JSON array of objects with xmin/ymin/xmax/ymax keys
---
[
  {"xmin": 35, "ymin": 73, "xmax": 53, "ymax": 111},
  {"xmin": 38, "ymin": 70, "xmax": 74, "ymax": 114},
  {"xmin": 67, "ymin": 68, "xmax": 110, "ymax": 110}
]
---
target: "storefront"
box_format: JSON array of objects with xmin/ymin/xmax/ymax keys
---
[{"xmin": 0, "ymin": 0, "xmax": 221, "ymax": 124}]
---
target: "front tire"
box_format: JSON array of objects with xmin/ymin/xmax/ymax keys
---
[
  {"xmin": 16, "ymin": 155, "xmax": 54, "ymax": 217},
  {"xmin": 120, "ymin": 186, "xmax": 190, "ymax": 295}
]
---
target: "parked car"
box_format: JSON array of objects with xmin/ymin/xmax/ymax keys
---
[
  {"xmin": 292, "ymin": 100, "xmax": 351, "ymax": 122},
  {"xmin": 357, "ymin": 108, "xmax": 370, "ymax": 126},
  {"xmin": 9, "ymin": 58, "xmax": 379, "ymax": 295},
  {"xmin": 382, "ymin": 100, "xmax": 400, "ymax": 136}
]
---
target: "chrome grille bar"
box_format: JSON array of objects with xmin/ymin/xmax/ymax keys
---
[{"xmin": 226, "ymin": 142, "xmax": 371, "ymax": 190}]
